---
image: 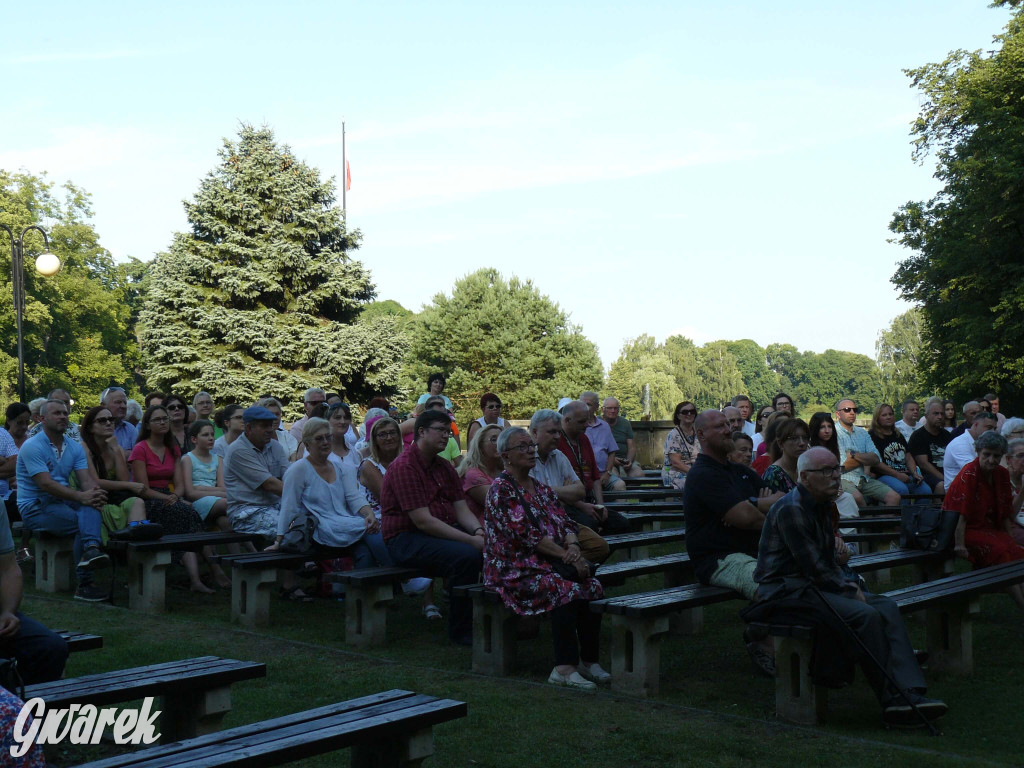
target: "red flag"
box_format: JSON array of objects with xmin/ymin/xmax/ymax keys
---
[{"xmin": 345, "ymin": 159, "xmax": 351, "ymax": 191}]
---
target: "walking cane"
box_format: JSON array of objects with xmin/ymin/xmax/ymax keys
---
[{"xmin": 808, "ymin": 584, "xmax": 940, "ymax": 735}]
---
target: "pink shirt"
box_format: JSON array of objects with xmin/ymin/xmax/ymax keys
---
[{"xmin": 128, "ymin": 441, "xmax": 180, "ymax": 491}]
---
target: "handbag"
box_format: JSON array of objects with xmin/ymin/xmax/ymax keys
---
[
  {"xmin": 507, "ymin": 474, "xmax": 596, "ymax": 582},
  {"xmin": 900, "ymin": 506, "xmax": 959, "ymax": 551},
  {"xmin": 280, "ymin": 512, "xmax": 318, "ymax": 554}
]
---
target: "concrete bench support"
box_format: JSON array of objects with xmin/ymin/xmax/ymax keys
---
[
  {"xmin": 925, "ymin": 597, "xmax": 978, "ymax": 675},
  {"xmin": 471, "ymin": 594, "xmax": 518, "ymax": 676},
  {"xmin": 346, "ymin": 583, "xmax": 397, "ymax": 648},
  {"xmin": 773, "ymin": 633, "xmax": 828, "ymax": 725},
  {"xmin": 35, "ymin": 534, "xmax": 75, "ymax": 593},
  {"xmin": 127, "ymin": 549, "xmax": 172, "ymax": 613},
  {"xmin": 609, "ymin": 614, "xmax": 670, "ymax": 697},
  {"xmin": 351, "ymin": 725, "xmax": 435, "ymax": 768},
  {"xmin": 232, "ymin": 565, "xmax": 279, "ymax": 627}
]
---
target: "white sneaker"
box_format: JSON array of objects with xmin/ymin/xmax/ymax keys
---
[
  {"xmin": 547, "ymin": 668, "xmax": 596, "ymax": 692},
  {"xmin": 577, "ymin": 662, "xmax": 611, "ymax": 684},
  {"xmin": 402, "ymin": 577, "xmax": 433, "ymax": 596}
]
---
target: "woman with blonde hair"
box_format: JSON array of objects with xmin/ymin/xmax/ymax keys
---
[{"xmin": 458, "ymin": 423, "xmax": 504, "ymax": 523}]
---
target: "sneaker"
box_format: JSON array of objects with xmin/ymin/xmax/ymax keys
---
[
  {"xmin": 402, "ymin": 577, "xmax": 433, "ymax": 596},
  {"xmin": 74, "ymin": 584, "xmax": 109, "ymax": 603},
  {"xmin": 547, "ymin": 668, "xmax": 597, "ymax": 692},
  {"xmin": 77, "ymin": 546, "xmax": 110, "ymax": 570},
  {"xmin": 746, "ymin": 641, "xmax": 776, "ymax": 677},
  {"xmin": 883, "ymin": 694, "xmax": 948, "ymax": 726},
  {"xmin": 422, "ymin": 604, "xmax": 443, "ymax": 620},
  {"xmin": 15, "ymin": 547, "xmax": 33, "ymax": 564},
  {"xmin": 577, "ymin": 662, "xmax": 612, "ymax": 684}
]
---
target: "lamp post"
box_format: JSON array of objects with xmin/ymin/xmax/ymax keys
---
[{"xmin": 1, "ymin": 225, "xmax": 61, "ymax": 402}]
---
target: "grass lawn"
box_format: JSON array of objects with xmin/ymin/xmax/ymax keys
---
[{"xmin": 23, "ymin": 552, "xmax": 1024, "ymax": 768}]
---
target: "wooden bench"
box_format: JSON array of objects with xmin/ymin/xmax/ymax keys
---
[
  {"xmin": 756, "ymin": 559, "xmax": 1023, "ymax": 725},
  {"xmin": 26, "ymin": 656, "xmax": 266, "ymax": 742},
  {"xmin": 106, "ymin": 533, "xmax": 262, "ymax": 613},
  {"xmin": 604, "ymin": 501, "xmax": 684, "ymax": 514},
  {"xmin": 604, "ymin": 528, "xmax": 687, "ymax": 559},
  {"xmin": 624, "ymin": 476, "xmax": 665, "ymax": 487},
  {"xmin": 74, "ymin": 689, "xmax": 467, "ymax": 768},
  {"xmin": 618, "ymin": 511, "xmax": 686, "ymax": 531},
  {"xmin": 29, "ymin": 530, "xmax": 77, "ymax": 593},
  {"xmin": 326, "ymin": 566, "xmax": 423, "ymax": 647},
  {"xmin": 604, "ymin": 488, "xmax": 683, "ymax": 501},
  {"xmin": 56, "ymin": 630, "xmax": 103, "ymax": 654},
  {"xmin": 213, "ymin": 551, "xmax": 312, "ymax": 627}
]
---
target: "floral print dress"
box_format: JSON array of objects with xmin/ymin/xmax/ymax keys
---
[{"xmin": 483, "ymin": 472, "xmax": 602, "ymax": 616}]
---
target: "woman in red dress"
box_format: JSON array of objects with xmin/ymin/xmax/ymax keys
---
[{"xmin": 943, "ymin": 430, "xmax": 1024, "ymax": 614}]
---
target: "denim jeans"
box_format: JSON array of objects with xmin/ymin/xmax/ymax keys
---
[
  {"xmin": 386, "ymin": 530, "xmax": 482, "ymax": 639},
  {"xmin": 316, "ymin": 532, "xmax": 393, "ymax": 569},
  {"xmin": 21, "ymin": 499, "xmax": 103, "ymax": 586},
  {"xmin": 0, "ymin": 613, "xmax": 68, "ymax": 684},
  {"xmin": 877, "ymin": 474, "xmax": 932, "ymax": 502}
]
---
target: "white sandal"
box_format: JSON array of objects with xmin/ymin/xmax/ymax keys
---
[{"xmin": 422, "ymin": 604, "xmax": 442, "ymax": 620}]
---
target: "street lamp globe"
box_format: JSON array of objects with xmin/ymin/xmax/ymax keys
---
[{"xmin": 35, "ymin": 251, "xmax": 61, "ymax": 276}]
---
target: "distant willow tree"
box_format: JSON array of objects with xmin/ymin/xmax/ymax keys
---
[
  {"xmin": 139, "ymin": 125, "xmax": 406, "ymax": 417},
  {"xmin": 400, "ymin": 268, "xmax": 603, "ymax": 419}
]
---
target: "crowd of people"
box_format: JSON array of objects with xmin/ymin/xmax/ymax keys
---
[{"xmin": 0, "ymin": 377, "xmax": 1021, "ymax": 720}]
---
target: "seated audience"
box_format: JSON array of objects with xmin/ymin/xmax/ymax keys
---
[
  {"xmin": 465, "ymin": 393, "xmax": 507, "ymax": 444},
  {"xmin": 130, "ymin": 405, "xmax": 222, "ymax": 593},
  {"xmin": 908, "ymin": 397, "xmax": 952, "ymax": 494},
  {"xmin": 181, "ymin": 420, "xmax": 232, "ymax": 534},
  {"xmin": 224, "ymin": 406, "xmax": 290, "ymax": 540},
  {"xmin": 834, "ymin": 398, "xmax": 900, "ymax": 507},
  {"xmin": 416, "ymin": 372, "xmax": 454, "ymax": 411},
  {"xmin": 484, "ymin": 427, "xmax": 607, "ymax": 691},
  {"xmin": 950, "ymin": 400, "xmax": 981, "ymax": 439},
  {"xmin": 722, "ymin": 406, "xmax": 747, "ymax": 436},
  {"xmin": 868, "ymin": 404, "xmax": 932, "ymax": 499},
  {"xmin": 580, "ymin": 391, "xmax": 624, "ymax": 492},
  {"xmin": 760, "ymin": 418, "xmax": 810, "ymax": 495},
  {"xmin": 983, "ymin": 391, "xmax": 1006, "ymax": 430},
  {"xmin": 458, "ymin": 423, "xmax": 503, "ymax": 524},
  {"xmin": 751, "ymin": 446, "xmax": 947, "ymax": 725},
  {"xmin": 944, "ymin": 411, "xmax": 997, "ymax": 488},
  {"xmin": 289, "ymin": 387, "xmax": 328, "ymax": 444},
  {"xmin": 326, "ymin": 402, "xmax": 360, "ymax": 470},
  {"xmin": 772, "ymin": 392, "xmax": 795, "ymax": 415},
  {"xmin": 560, "ymin": 401, "xmax": 629, "ymax": 535},
  {"xmin": 80, "ymin": 406, "xmax": 146, "ymax": 542},
  {"xmin": 943, "ymin": 431, "xmax": 1024, "ymax": 614},
  {"xmin": 732, "ymin": 395, "xmax": 757, "ymax": 437},
  {"xmin": 729, "ymin": 431, "xmax": 754, "ymax": 467},
  {"xmin": 894, "ymin": 400, "xmax": 922, "ymax": 442},
  {"xmin": 254, "ymin": 397, "xmax": 298, "ymax": 461},
  {"xmin": 752, "ymin": 412, "xmax": 791, "ymax": 475},
  {"xmin": 663, "ymin": 401, "xmax": 700, "ymax": 490},
  {"xmin": 380, "ymin": 408, "xmax": 483, "ymax": 645},
  {"xmin": 125, "ymin": 399, "xmax": 143, "ymax": 427},
  {"xmin": 1001, "ymin": 417, "xmax": 1024, "ymax": 442},
  {"xmin": 942, "ymin": 400, "xmax": 958, "ymax": 430},
  {"xmin": 352, "ymin": 408, "xmax": 387, "ymax": 460},
  {"xmin": 403, "ymin": 396, "xmax": 461, "ymax": 463},
  {"xmin": 27, "ymin": 389, "xmax": 81, "ymax": 444},
  {"xmin": 17, "ymin": 399, "xmax": 108, "ymax": 602},
  {"xmin": 751, "ymin": 405, "xmax": 775, "ymax": 454},
  {"xmin": 101, "ymin": 386, "xmax": 138, "ymax": 455},
  {"xmin": 601, "ymin": 397, "xmax": 644, "ymax": 478},
  {"xmin": 1005, "ymin": 438, "xmax": 1024, "ymax": 548},
  {"xmin": 144, "ymin": 392, "xmax": 166, "ymax": 410},
  {"xmin": 271, "ymin": 418, "xmax": 391, "ymax": 571},
  {"xmin": 809, "ymin": 412, "xmax": 838, "ymax": 458},
  {"xmin": 193, "ymin": 392, "xmax": 216, "ymax": 423},
  {"xmin": 163, "ymin": 394, "xmax": 191, "ymax": 455},
  {"xmin": 212, "ymin": 404, "xmax": 245, "ymax": 458},
  {"xmin": 0, "ymin": 404, "xmax": 29, "ymax": 554}
]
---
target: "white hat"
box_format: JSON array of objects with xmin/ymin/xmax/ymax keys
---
[{"xmin": 557, "ymin": 397, "xmax": 573, "ymax": 412}]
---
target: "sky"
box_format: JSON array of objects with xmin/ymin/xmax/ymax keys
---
[{"xmin": 1, "ymin": 1, "xmax": 1014, "ymax": 370}]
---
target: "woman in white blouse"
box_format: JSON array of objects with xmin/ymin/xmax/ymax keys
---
[{"xmin": 271, "ymin": 417, "xmax": 390, "ymax": 568}]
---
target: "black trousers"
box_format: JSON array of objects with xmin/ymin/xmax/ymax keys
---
[{"xmin": 550, "ymin": 599, "xmax": 601, "ymax": 667}]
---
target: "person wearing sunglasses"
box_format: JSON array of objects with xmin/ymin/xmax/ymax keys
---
[
  {"xmin": 834, "ymin": 399, "xmax": 900, "ymax": 508},
  {"xmin": 162, "ymin": 394, "xmax": 190, "ymax": 456},
  {"xmin": 380, "ymin": 408, "xmax": 483, "ymax": 646},
  {"xmin": 662, "ymin": 401, "xmax": 700, "ymax": 491},
  {"xmin": 80, "ymin": 406, "xmax": 147, "ymax": 543}
]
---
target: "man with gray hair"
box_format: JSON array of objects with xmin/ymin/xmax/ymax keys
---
[
  {"xmin": 559, "ymin": 401, "xmax": 630, "ymax": 535},
  {"xmin": 100, "ymin": 386, "xmax": 138, "ymax": 454},
  {"xmin": 950, "ymin": 400, "xmax": 981, "ymax": 440},
  {"xmin": 529, "ymin": 409, "xmax": 609, "ymax": 563},
  {"xmin": 750, "ymin": 446, "xmax": 946, "ymax": 726},
  {"xmin": 601, "ymin": 397, "xmax": 644, "ymax": 479},
  {"xmin": 943, "ymin": 411, "xmax": 997, "ymax": 488},
  {"xmin": 579, "ymin": 392, "xmax": 625, "ymax": 492},
  {"xmin": 28, "ymin": 390, "xmax": 81, "ymax": 444},
  {"xmin": 722, "ymin": 406, "xmax": 746, "ymax": 436},
  {"xmin": 288, "ymin": 387, "xmax": 328, "ymax": 444}
]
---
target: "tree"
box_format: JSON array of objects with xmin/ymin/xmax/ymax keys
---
[
  {"xmin": 606, "ymin": 335, "xmax": 683, "ymax": 420},
  {"xmin": 721, "ymin": 339, "xmax": 781, "ymax": 410},
  {"xmin": 663, "ymin": 335, "xmax": 703, "ymax": 403},
  {"xmin": 400, "ymin": 268, "xmax": 603, "ymax": 419},
  {"xmin": 695, "ymin": 342, "xmax": 744, "ymax": 410},
  {"xmin": 139, "ymin": 126, "xmax": 406, "ymax": 418},
  {"xmin": 876, "ymin": 308, "xmax": 929, "ymax": 406},
  {"xmin": 0, "ymin": 170, "xmax": 141, "ymax": 408},
  {"xmin": 890, "ymin": 6, "xmax": 1024, "ymax": 411}
]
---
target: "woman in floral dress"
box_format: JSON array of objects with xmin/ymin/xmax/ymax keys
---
[{"xmin": 484, "ymin": 427, "xmax": 607, "ymax": 692}]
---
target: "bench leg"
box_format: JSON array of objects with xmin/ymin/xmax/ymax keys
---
[
  {"xmin": 669, "ymin": 607, "xmax": 703, "ymax": 635},
  {"xmin": 471, "ymin": 597, "xmax": 517, "ymax": 676},
  {"xmin": 160, "ymin": 685, "xmax": 233, "ymax": 742},
  {"xmin": 345, "ymin": 583, "xmax": 395, "ymax": 647},
  {"xmin": 774, "ymin": 635, "xmax": 827, "ymax": 725},
  {"xmin": 127, "ymin": 550, "xmax": 173, "ymax": 613},
  {"xmin": 35, "ymin": 537, "xmax": 75, "ymax": 593},
  {"xmin": 608, "ymin": 614, "xmax": 669, "ymax": 697},
  {"xmin": 352, "ymin": 726, "xmax": 434, "ymax": 767},
  {"xmin": 924, "ymin": 598, "xmax": 977, "ymax": 675},
  {"xmin": 914, "ymin": 557, "xmax": 955, "ymax": 584},
  {"xmin": 232, "ymin": 567, "xmax": 278, "ymax": 627}
]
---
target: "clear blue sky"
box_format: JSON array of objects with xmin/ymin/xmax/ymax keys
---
[{"xmin": 1, "ymin": 1, "xmax": 1012, "ymax": 369}]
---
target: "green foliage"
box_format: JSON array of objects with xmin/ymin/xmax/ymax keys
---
[
  {"xmin": 764, "ymin": 344, "xmax": 883, "ymax": 415},
  {"xmin": 876, "ymin": 308, "xmax": 929, "ymax": 406},
  {"xmin": 890, "ymin": 8, "xmax": 1024, "ymax": 411},
  {"xmin": 720, "ymin": 339, "xmax": 781, "ymax": 408},
  {"xmin": 139, "ymin": 125, "xmax": 405, "ymax": 419},
  {"xmin": 400, "ymin": 268, "xmax": 603, "ymax": 419},
  {"xmin": 0, "ymin": 170, "xmax": 141, "ymax": 409},
  {"xmin": 606, "ymin": 335, "xmax": 683, "ymax": 420}
]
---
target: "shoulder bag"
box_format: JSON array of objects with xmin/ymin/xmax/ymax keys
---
[{"xmin": 900, "ymin": 506, "xmax": 959, "ymax": 551}]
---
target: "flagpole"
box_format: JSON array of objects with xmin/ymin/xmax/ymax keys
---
[{"xmin": 341, "ymin": 118, "xmax": 347, "ymax": 216}]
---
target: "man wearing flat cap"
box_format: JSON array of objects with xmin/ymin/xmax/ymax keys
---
[{"xmin": 224, "ymin": 405, "xmax": 290, "ymax": 538}]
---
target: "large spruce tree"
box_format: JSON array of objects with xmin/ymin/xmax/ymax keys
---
[{"xmin": 139, "ymin": 125, "xmax": 405, "ymax": 416}]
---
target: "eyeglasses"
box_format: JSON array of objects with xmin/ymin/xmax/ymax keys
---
[
  {"xmin": 305, "ymin": 399, "xmax": 326, "ymax": 406},
  {"xmin": 677, "ymin": 409, "xmax": 696, "ymax": 416},
  {"xmin": 837, "ymin": 407, "xmax": 858, "ymax": 413},
  {"xmin": 484, "ymin": 403, "xmax": 502, "ymax": 410},
  {"xmin": 149, "ymin": 417, "xmax": 169, "ymax": 425},
  {"xmin": 93, "ymin": 417, "xmax": 115, "ymax": 425},
  {"xmin": 376, "ymin": 430, "xmax": 399, "ymax": 440},
  {"xmin": 327, "ymin": 402, "xmax": 349, "ymax": 411},
  {"xmin": 785, "ymin": 435, "xmax": 809, "ymax": 444},
  {"xmin": 166, "ymin": 404, "xmax": 185, "ymax": 411},
  {"xmin": 805, "ymin": 465, "xmax": 841, "ymax": 477},
  {"xmin": 508, "ymin": 442, "xmax": 538, "ymax": 454},
  {"xmin": 425, "ymin": 426, "xmax": 453, "ymax": 437},
  {"xmin": 310, "ymin": 434, "xmax": 332, "ymax": 444}
]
